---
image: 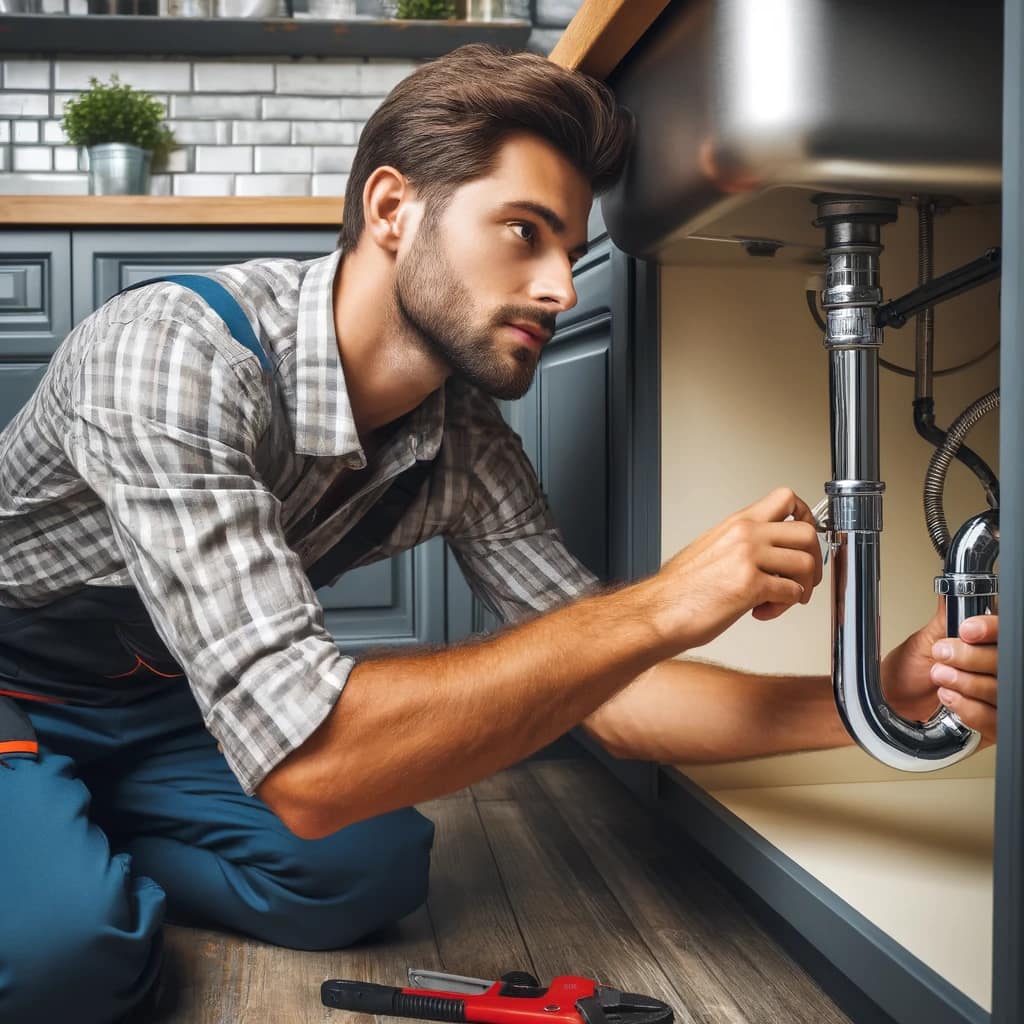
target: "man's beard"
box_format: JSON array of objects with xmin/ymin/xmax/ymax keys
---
[{"xmin": 393, "ymin": 219, "xmax": 554, "ymax": 401}]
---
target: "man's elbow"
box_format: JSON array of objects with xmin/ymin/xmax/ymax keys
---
[
  {"xmin": 257, "ymin": 766, "xmax": 355, "ymax": 841},
  {"xmin": 580, "ymin": 714, "xmax": 639, "ymax": 761}
]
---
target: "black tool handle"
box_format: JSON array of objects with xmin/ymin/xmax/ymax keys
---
[{"xmin": 322, "ymin": 980, "xmax": 467, "ymax": 1022}]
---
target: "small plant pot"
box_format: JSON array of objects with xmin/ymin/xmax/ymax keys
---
[{"xmin": 87, "ymin": 143, "xmax": 153, "ymax": 195}]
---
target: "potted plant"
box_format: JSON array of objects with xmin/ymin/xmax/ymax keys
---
[
  {"xmin": 392, "ymin": 0, "xmax": 456, "ymax": 18},
  {"xmin": 61, "ymin": 75, "xmax": 176, "ymax": 196}
]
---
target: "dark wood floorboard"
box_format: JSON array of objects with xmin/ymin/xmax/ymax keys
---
[{"xmin": 146, "ymin": 756, "xmax": 852, "ymax": 1024}]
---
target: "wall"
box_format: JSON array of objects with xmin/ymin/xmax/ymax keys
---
[
  {"xmin": 0, "ymin": 0, "xmax": 582, "ymax": 197},
  {"xmin": 659, "ymin": 199, "xmax": 1001, "ymax": 781}
]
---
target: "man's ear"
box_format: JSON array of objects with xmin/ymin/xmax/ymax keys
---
[{"xmin": 363, "ymin": 166, "xmax": 417, "ymax": 253}]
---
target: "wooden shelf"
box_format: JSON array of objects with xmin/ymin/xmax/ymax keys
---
[
  {"xmin": 0, "ymin": 13, "xmax": 529, "ymax": 59},
  {"xmin": 0, "ymin": 195, "xmax": 343, "ymax": 226}
]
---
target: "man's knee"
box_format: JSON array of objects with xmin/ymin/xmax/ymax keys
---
[
  {"xmin": 260, "ymin": 806, "xmax": 435, "ymax": 950},
  {"xmin": 0, "ymin": 855, "xmax": 165, "ymax": 1024}
]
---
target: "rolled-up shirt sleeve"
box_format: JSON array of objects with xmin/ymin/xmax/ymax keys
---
[
  {"xmin": 446, "ymin": 409, "xmax": 600, "ymax": 623},
  {"xmin": 66, "ymin": 295, "xmax": 352, "ymax": 795}
]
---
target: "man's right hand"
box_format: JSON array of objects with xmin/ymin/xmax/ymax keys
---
[{"xmin": 641, "ymin": 487, "xmax": 823, "ymax": 652}]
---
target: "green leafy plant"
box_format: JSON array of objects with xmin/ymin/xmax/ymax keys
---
[
  {"xmin": 393, "ymin": 0, "xmax": 456, "ymax": 18},
  {"xmin": 61, "ymin": 75, "xmax": 176, "ymax": 168}
]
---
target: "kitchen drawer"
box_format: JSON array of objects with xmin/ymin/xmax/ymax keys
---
[{"xmin": 0, "ymin": 231, "xmax": 72, "ymax": 360}]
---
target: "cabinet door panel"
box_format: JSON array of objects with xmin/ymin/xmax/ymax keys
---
[
  {"xmin": 539, "ymin": 327, "xmax": 610, "ymax": 580},
  {"xmin": 325, "ymin": 538, "xmax": 446, "ymax": 651},
  {"xmin": 72, "ymin": 229, "xmax": 338, "ymax": 321},
  {"xmin": 0, "ymin": 231, "xmax": 72, "ymax": 359},
  {"xmin": 0, "ymin": 364, "xmax": 50, "ymax": 432}
]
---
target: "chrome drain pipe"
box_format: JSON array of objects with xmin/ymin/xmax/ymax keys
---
[{"xmin": 815, "ymin": 195, "xmax": 981, "ymax": 771}]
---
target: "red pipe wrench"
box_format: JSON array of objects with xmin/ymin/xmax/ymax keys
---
[{"xmin": 322, "ymin": 969, "xmax": 674, "ymax": 1024}]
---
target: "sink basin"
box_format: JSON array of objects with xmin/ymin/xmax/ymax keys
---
[{"xmin": 601, "ymin": 0, "xmax": 1003, "ymax": 265}]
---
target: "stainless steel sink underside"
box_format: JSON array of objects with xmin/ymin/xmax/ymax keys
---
[{"xmin": 601, "ymin": 0, "xmax": 1003, "ymax": 265}]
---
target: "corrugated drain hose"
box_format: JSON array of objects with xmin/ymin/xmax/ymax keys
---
[{"xmin": 924, "ymin": 388, "xmax": 1000, "ymax": 557}]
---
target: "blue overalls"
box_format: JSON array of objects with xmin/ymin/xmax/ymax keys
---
[{"xmin": 0, "ymin": 278, "xmax": 436, "ymax": 1024}]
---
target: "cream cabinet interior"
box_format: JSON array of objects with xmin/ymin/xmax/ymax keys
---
[{"xmin": 657, "ymin": 200, "xmax": 1001, "ymax": 1022}]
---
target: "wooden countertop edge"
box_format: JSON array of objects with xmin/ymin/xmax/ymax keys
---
[
  {"xmin": 0, "ymin": 195, "xmax": 345, "ymax": 227},
  {"xmin": 548, "ymin": 0, "xmax": 670, "ymax": 79}
]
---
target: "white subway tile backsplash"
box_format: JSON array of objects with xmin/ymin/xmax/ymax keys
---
[
  {"xmin": 165, "ymin": 148, "xmax": 191, "ymax": 173},
  {"xmin": 340, "ymin": 97, "xmax": 382, "ymax": 119},
  {"xmin": 3, "ymin": 60, "xmax": 51, "ymax": 91},
  {"xmin": 55, "ymin": 60, "xmax": 191, "ymax": 94},
  {"xmin": 172, "ymin": 173, "xmax": 234, "ymax": 196},
  {"xmin": 0, "ymin": 122, "xmax": 8, "ymax": 144},
  {"xmin": 52, "ymin": 146, "xmax": 81, "ymax": 172},
  {"xmin": 42, "ymin": 120, "xmax": 67, "ymax": 144},
  {"xmin": 233, "ymin": 120, "xmax": 291, "ymax": 145},
  {"xmin": 13, "ymin": 121, "xmax": 39, "ymax": 144},
  {"xmin": 275, "ymin": 61, "xmax": 361, "ymax": 96},
  {"xmin": 0, "ymin": 151, "xmax": 5, "ymax": 172},
  {"xmin": 291, "ymin": 120, "xmax": 357, "ymax": 145},
  {"xmin": 0, "ymin": 95, "xmax": 50, "ymax": 118},
  {"xmin": 536, "ymin": 0, "xmax": 581, "ymax": 26},
  {"xmin": 171, "ymin": 95, "xmax": 260, "ymax": 120},
  {"xmin": 255, "ymin": 145, "xmax": 312, "ymax": 173},
  {"xmin": 167, "ymin": 120, "xmax": 231, "ymax": 145},
  {"xmin": 195, "ymin": 145, "xmax": 252, "ymax": 173},
  {"xmin": 312, "ymin": 173, "xmax": 348, "ymax": 197},
  {"xmin": 359, "ymin": 61, "xmax": 417, "ymax": 94},
  {"xmin": 235, "ymin": 174, "xmax": 311, "ymax": 196},
  {"xmin": 262, "ymin": 95, "xmax": 343, "ymax": 120},
  {"xmin": 0, "ymin": 172, "xmax": 88, "ymax": 195},
  {"xmin": 14, "ymin": 147, "xmax": 52, "ymax": 172},
  {"xmin": 149, "ymin": 174, "xmax": 172, "ymax": 196},
  {"xmin": 194, "ymin": 62, "xmax": 275, "ymax": 94},
  {"xmin": 313, "ymin": 145, "xmax": 355, "ymax": 173}
]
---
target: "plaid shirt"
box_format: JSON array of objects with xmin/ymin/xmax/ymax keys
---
[{"xmin": 0, "ymin": 251, "xmax": 597, "ymax": 795}]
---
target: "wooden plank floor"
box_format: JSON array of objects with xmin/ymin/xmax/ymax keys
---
[{"xmin": 144, "ymin": 755, "xmax": 852, "ymax": 1024}]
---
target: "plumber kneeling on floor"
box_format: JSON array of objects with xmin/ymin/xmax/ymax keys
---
[{"xmin": 0, "ymin": 43, "xmax": 999, "ymax": 1024}]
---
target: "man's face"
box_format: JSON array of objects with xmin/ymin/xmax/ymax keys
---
[{"xmin": 394, "ymin": 133, "xmax": 591, "ymax": 400}]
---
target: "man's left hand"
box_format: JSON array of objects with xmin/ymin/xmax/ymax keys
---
[{"xmin": 881, "ymin": 598, "xmax": 998, "ymax": 745}]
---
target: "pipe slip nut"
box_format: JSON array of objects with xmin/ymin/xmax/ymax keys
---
[
  {"xmin": 934, "ymin": 574, "xmax": 999, "ymax": 597},
  {"xmin": 823, "ymin": 308, "xmax": 882, "ymax": 349},
  {"xmin": 826, "ymin": 481, "xmax": 884, "ymax": 532}
]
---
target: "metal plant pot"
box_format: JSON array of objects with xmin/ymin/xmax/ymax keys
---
[{"xmin": 87, "ymin": 143, "xmax": 152, "ymax": 196}]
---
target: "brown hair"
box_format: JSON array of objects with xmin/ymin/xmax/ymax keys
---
[{"xmin": 338, "ymin": 44, "xmax": 633, "ymax": 253}]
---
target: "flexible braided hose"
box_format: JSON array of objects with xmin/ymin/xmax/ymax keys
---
[{"xmin": 924, "ymin": 388, "xmax": 1000, "ymax": 557}]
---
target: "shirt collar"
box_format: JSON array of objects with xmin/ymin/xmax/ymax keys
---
[{"xmin": 292, "ymin": 249, "xmax": 446, "ymax": 464}]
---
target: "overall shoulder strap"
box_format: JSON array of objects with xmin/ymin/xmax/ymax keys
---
[
  {"xmin": 117, "ymin": 272, "xmax": 434, "ymax": 590},
  {"xmin": 117, "ymin": 273, "xmax": 273, "ymax": 374}
]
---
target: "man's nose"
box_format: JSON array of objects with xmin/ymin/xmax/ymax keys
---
[{"xmin": 529, "ymin": 255, "xmax": 578, "ymax": 313}]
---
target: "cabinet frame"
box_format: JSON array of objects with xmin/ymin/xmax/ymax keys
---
[{"xmin": 992, "ymin": 0, "xmax": 1024, "ymax": 1019}]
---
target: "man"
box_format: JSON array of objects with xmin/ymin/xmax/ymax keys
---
[{"xmin": 0, "ymin": 45, "xmax": 997, "ymax": 1024}]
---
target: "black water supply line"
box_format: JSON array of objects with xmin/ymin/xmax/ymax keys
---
[{"xmin": 907, "ymin": 201, "xmax": 1000, "ymax": 510}]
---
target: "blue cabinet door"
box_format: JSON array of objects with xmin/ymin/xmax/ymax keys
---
[{"xmin": 0, "ymin": 231, "xmax": 72, "ymax": 435}]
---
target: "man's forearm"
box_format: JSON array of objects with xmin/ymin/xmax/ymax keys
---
[
  {"xmin": 583, "ymin": 657, "xmax": 854, "ymax": 764},
  {"xmin": 259, "ymin": 579, "xmax": 675, "ymax": 838}
]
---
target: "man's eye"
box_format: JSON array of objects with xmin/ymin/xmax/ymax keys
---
[{"xmin": 511, "ymin": 222, "xmax": 536, "ymax": 244}]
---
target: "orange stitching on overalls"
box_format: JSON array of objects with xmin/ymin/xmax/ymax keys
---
[{"xmin": 103, "ymin": 655, "xmax": 184, "ymax": 680}]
